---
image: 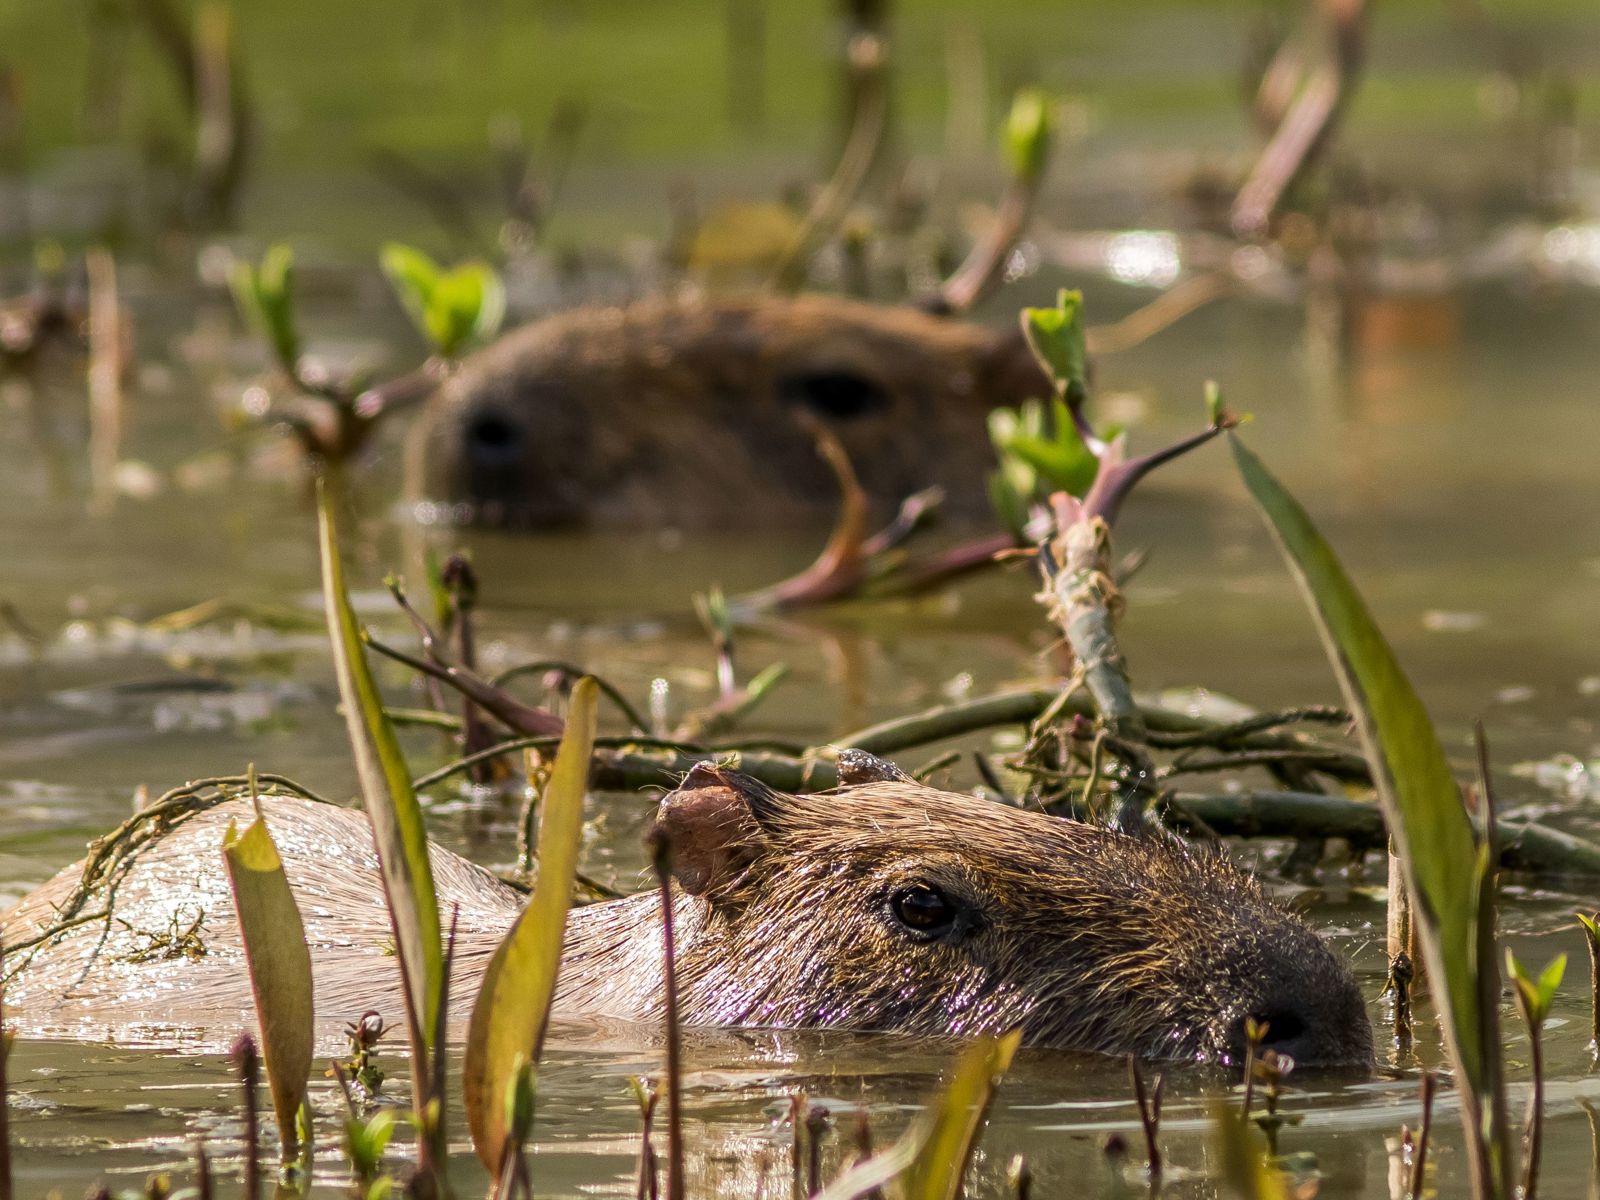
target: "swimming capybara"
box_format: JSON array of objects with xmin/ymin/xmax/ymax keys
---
[
  {"xmin": 414, "ymin": 294, "xmax": 1050, "ymax": 528},
  {"xmin": 1, "ymin": 758, "xmax": 1372, "ymax": 1065}
]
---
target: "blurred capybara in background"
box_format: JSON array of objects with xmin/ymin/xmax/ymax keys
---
[{"xmin": 416, "ymin": 293, "xmax": 1051, "ymax": 527}]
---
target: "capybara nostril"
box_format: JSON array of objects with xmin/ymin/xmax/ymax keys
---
[
  {"xmin": 463, "ymin": 409, "xmax": 525, "ymax": 468},
  {"xmin": 1227, "ymin": 985, "xmax": 1370, "ymax": 1069},
  {"xmin": 778, "ymin": 368, "xmax": 891, "ymax": 420},
  {"xmin": 1251, "ymin": 1009, "xmax": 1309, "ymax": 1054}
]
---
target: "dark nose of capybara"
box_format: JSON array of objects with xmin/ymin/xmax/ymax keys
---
[
  {"xmin": 462, "ymin": 406, "xmax": 528, "ymax": 471},
  {"xmin": 1226, "ymin": 977, "xmax": 1373, "ymax": 1069}
]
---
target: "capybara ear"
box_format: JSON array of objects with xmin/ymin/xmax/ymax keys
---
[
  {"xmin": 834, "ymin": 747, "xmax": 910, "ymax": 785},
  {"xmin": 653, "ymin": 763, "xmax": 775, "ymax": 896}
]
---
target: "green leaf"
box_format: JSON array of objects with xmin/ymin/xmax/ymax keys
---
[
  {"xmin": 1578, "ymin": 912, "xmax": 1600, "ymax": 943},
  {"xmin": 221, "ymin": 803, "xmax": 314, "ymax": 1163},
  {"xmin": 317, "ymin": 484, "xmax": 444, "ymax": 1060},
  {"xmin": 1537, "ymin": 953, "xmax": 1568, "ymax": 1002},
  {"xmin": 1231, "ymin": 435, "xmax": 1510, "ymax": 1197},
  {"xmin": 381, "ymin": 244, "xmax": 504, "ymax": 358},
  {"xmin": 463, "ymin": 676, "xmax": 598, "ymax": 1172},
  {"xmin": 1508, "ymin": 950, "xmax": 1567, "ymax": 1020},
  {"xmin": 431, "ymin": 263, "xmax": 506, "ymax": 357},
  {"xmin": 1209, "ymin": 1100, "xmax": 1289, "ymax": 1200},
  {"xmin": 986, "ymin": 469, "xmax": 1030, "ymax": 542},
  {"xmin": 989, "ymin": 397, "xmax": 1101, "ymax": 498},
  {"xmin": 811, "ymin": 1030, "xmax": 1021, "ymax": 1200},
  {"xmin": 1002, "ymin": 88, "xmax": 1052, "ymax": 184},
  {"xmin": 899, "ymin": 1029, "xmax": 1022, "ymax": 1200},
  {"xmin": 229, "ymin": 243, "xmax": 300, "ymax": 373},
  {"xmin": 379, "ymin": 243, "xmax": 442, "ymax": 325},
  {"xmin": 1020, "ymin": 290, "xmax": 1087, "ymax": 400},
  {"xmin": 1205, "ymin": 380, "xmax": 1224, "ymax": 426},
  {"xmin": 344, "ymin": 1108, "xmax": 399, "ymax": 1179}
]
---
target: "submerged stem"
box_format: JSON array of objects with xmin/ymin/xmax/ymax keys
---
[{"xmin": 647, "ymin": 829, "xmax": 686, "ymax": 1200}]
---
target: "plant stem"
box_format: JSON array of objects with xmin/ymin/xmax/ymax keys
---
[
  {"xmin": 1128, "ymin": 1058, "xmax": 1163, "ymax": 1186},
  {"xmin": 1522, "ymin": 1010, "xmax": 1546, "ymax": 1200},
  {"xmin": 0, "ymin": 944, "xmax": 11, "ymax": 1200},
  {"xmin": 1409, "ymin": 1070, "xmax": 1436, "ymax": 1200},
  {"xmin": 647, "ymin": 830, "xmax": 685, "ymax": 1200},
  {"xmin": 232, "ymin": 1034, "xmax": 261, "ymax": 1200}
]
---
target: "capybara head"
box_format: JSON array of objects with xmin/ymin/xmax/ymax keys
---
[
  {"xmin": 654, "ymin": 758, "xmax": 1373, "ymax": 1066},
  {"xmin": 417, "ymin": 293, "xmax": 1047, "ymax": 527}
]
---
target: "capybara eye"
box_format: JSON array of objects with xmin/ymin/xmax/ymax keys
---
[
  {"xmin": 779, "ymin": 369, "xmax": 890, "ymax": 420},
  {"xmin": 890, "ymin": 884, "xmax": 957, "ymax": 937}
]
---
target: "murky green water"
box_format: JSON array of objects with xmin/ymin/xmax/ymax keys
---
[{"xmin": 5, "ymin": 1, "xmax": 1600, "ymax": 1196}]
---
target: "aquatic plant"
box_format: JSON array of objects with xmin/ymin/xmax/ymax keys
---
[
  {"xmin": 379, "ymin": 244, "xmax": 505, "ymax": 360},
  {"xmin": 461, "ymin": 677, "xmax": 596, "ymax": 1179},
  {"xmin": 319, "ymin": 483, "xmax": 450, "ymax": 1190},
  {"xmin": 814, "ymin": 1031, "xmax": 1021, "ymax": 1200},
  {"xmin": 929, "ymin": 88, "xmax": 1054, "ymax": 315},
  {"xmin": 1232, "ymin": 436, "xmax": 1508, "ymax": 1193},
  {"xmin": 221, "ymin": 766, "xmax": 314, "ymax": 1169},
  {"xmin": 230, "ymin": 242, "xmax": 501, "ymax": 468},
  {"xmin": 1507, "ymin": 951, "xmax": 1565, "ymax": 1200}
]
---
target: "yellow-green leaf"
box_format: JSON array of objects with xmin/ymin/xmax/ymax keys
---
[
  {"xmin": 222, "ymin": 813, "xmax": 314, "ymax": 1162},
  {"xmin": 229, "ymin": 243, "xmax": 299, "ymax": 372},
  {"xmin": 381, "ymin": 243, "xmax": 503, "ymax": 358},
  {"xmin": 1209, "ymin": 1100, "xmax": 1289, "ymax": 1200},
  {"xmin": 1020, "ymin": 290, "xmax": 1087, "ymax": 400},
  {"xmin": 1002, "ymin": 88, "xmax": 1052, "ymax": 184},
  {"xmin": 899, "ymin": 1029, "xmax": 1022, "ymax": 1200},
  {"xmin": 380, "ymin": 243, "xmax": 442, "ymax": 328},
  {"xmin": 317, "ymin": 484, "xmax": 443, "ymax": 1051},
  {"xmin": 811, "ymin": 1030, "xmax": 1021, "ymax": 1200},
  {"xmin": 462, "ymin": 676, "xmax": 599, "ymax": 1170}
]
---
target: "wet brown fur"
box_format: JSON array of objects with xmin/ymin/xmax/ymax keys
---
[
  {"xmin": 2, "ymin": 774, "xmax": 1371, "ymax": 1065},
  {"xmin": 416, "ymin": 293, "xmax": 1048, "ymax": 527}
]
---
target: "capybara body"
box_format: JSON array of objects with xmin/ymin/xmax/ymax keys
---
[
  {"xmin": 417, "ymin": 294, "xmax": 1048, "ymax": 527},
  {"xmin": 1, "ymin": 762, "xmax": 1372, "ymax": 1065}
]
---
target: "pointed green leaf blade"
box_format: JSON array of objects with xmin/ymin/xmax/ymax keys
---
[
  {"xmin": 463, "ymin": 676, "xmax": 599, "ymax": 1170},
  {"xmin": 380, "ymin": 243, "xmax": 443, "ymax": 348},
  {"xmin": 317, "ymin": 485, "xmax": 443, "ymax": 1048},
  {"xmin": 1230, "ymin": 435, "xmax": 1508, "ymax": 1193},
  {"xmin": 1209, "ymin": 1100, "xmax": 1289, "ymax": 1200},
  {"xmin": 1002, "ymin": 88, "xmax": 1052, "ymax": 184},
  {"xmin": 899, "ymin": 1029, "xmax": 1022, "ymax": 1200},
  {"xmin": 1020, "ymin": 290, "xmax": 1087, "ymax": 398},
  {"xmin": 222, "ymin": 814, "xmax": 315, "ymax": 1162}
]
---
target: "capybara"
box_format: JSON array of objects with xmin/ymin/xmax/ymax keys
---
[
  {"xmin": 1, "ymin": 757, "xmax": 1372, "ymax": 1065},
  {"xmin": 415, "ymin": 294, "xmax": 1049, "ymax": 527}
]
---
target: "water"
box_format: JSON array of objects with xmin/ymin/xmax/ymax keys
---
[{"xmin": 5, "ymin": 0, "xmax": 1600, "ymax": 1195}]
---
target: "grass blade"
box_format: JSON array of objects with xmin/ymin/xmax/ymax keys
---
[
  {"xmin": 463, "ymin": 676, "xmax": 600, "ymax": 1172},
  {"xmin": 316, "ymin": 485, "xmax": 443, "ymax": 1061},
  {"xmin": 222, "ymin": 803, "xmax": 315, "ymax": 1163},
  {"xmin": 1230, "ymin": 436, "xmax": 1510, "ymax": 1197},
  {"xmin": 812, "ymin": 1030, "xmax": 1020, "ymax": 1200},
  {"xmin": 899, "ymin": 1029, "xmax": 1021, "ymax": 1200},
  {"xmin": 1209, "ymin": 1100, "xmax": 1288, "ymax": 1200}
]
